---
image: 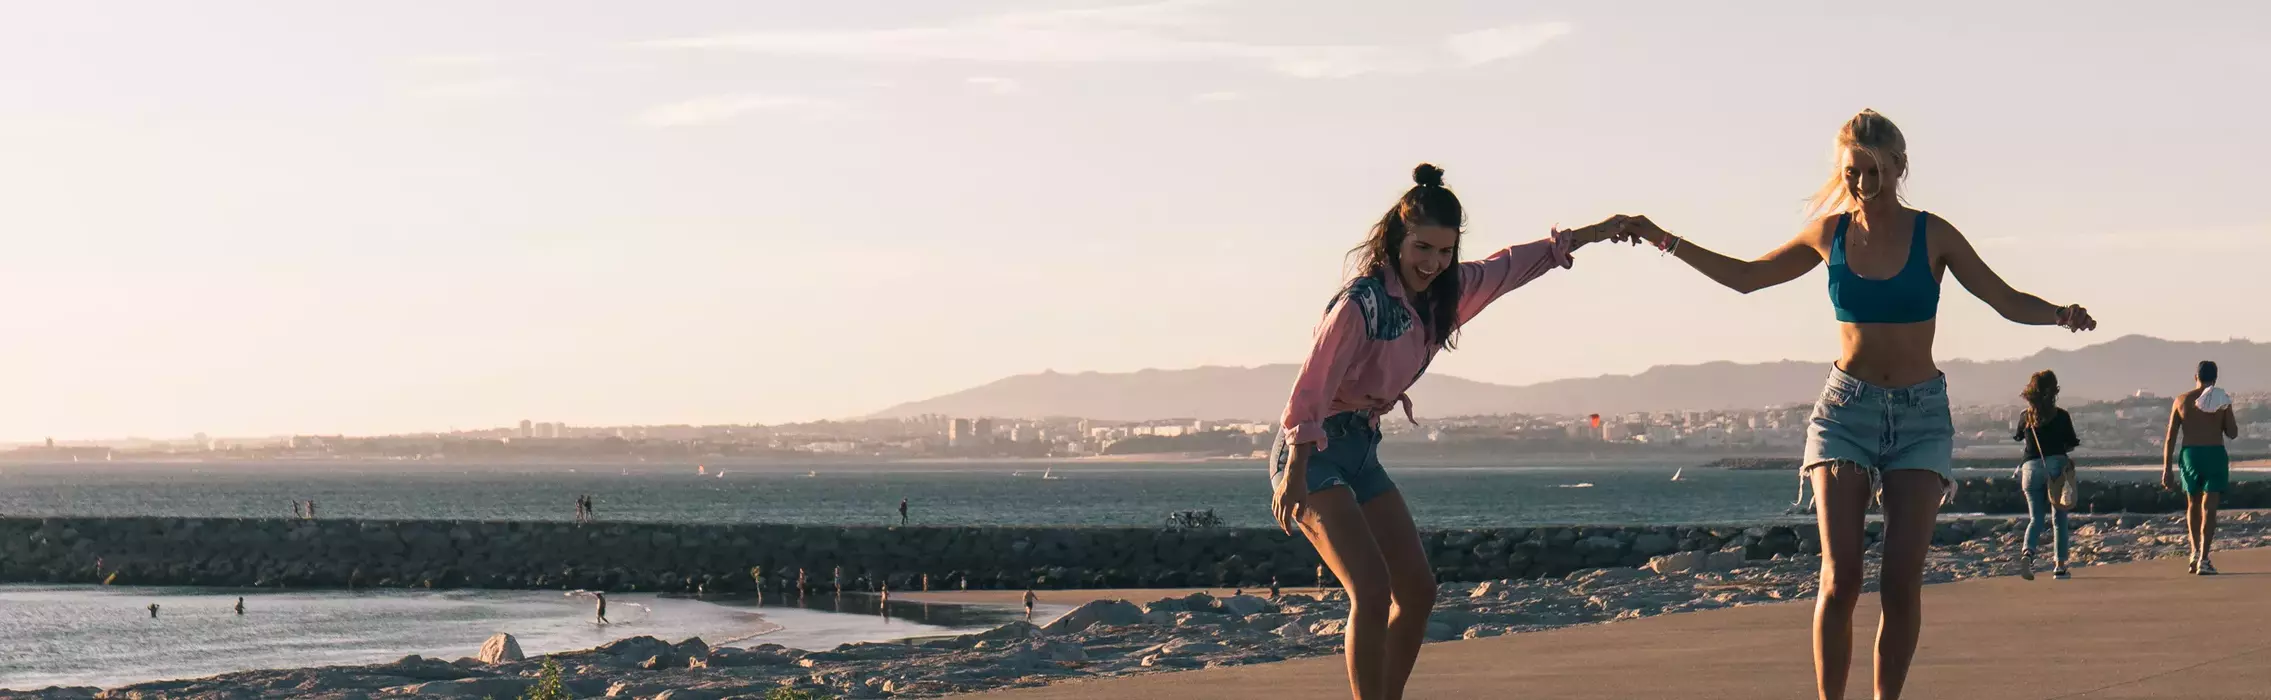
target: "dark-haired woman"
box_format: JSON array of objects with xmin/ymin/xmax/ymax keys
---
[
  {"xmin": 2013, "ymin": 370, "xmax": 2080, "ymax": 581},
  {"xmin": 1270, "ymin": 163, "xmax": 1629, "ymax": 700}
]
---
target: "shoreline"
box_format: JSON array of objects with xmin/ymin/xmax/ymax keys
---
[{"xmin": 15, "ymin": 512, "xmax": 2267, "ymax": 699}]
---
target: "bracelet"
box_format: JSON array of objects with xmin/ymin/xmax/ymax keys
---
[{"xmin": 1660, "ymin": 235, "xmax": 1682, "ymax": 256}]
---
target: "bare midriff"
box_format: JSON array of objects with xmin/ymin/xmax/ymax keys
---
[{"xmin": 1836, "ymin": 320, "xmax": 1940, "ymax": 387}]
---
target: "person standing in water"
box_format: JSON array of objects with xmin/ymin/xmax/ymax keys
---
[
  {"xmin": 1023, "ymin": 588, "xmax": 1037, "ymax": 620},
  {"xmin": 2013, "ymin": 370, "xmax": 2081, "ymax": 581},
  {"xmin": 2164, "ymin": 360, "xmax": 2240, "ymax": 575},
  {"xmin": 1273, "ymin": 164, "xmax": 1633, "ymax": 700},
  {"xmin": 235, "ymin": 597, "xmax": 245, "ymax": 615},
  {"xmin": 594, "ymin": 592, "xmax": 609, "ymax": 624},
  {"xmin": 1616, "ymin": 109, "xmax": 2095, "ymax": 700},
  {"xmin": 898, "ymin": 498, "xmax": 909, "ymax": 526},
  {"xmin": 148, "ymin": 603, "xmax": 160, "ymax": 619}
]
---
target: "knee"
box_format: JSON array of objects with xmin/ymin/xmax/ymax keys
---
[
  {"xmin": 1391, "ymin": 571, "xmax": 1438, "ymax": 612},
  {"xmin": 1819, "ymin": 566, "xmax": 1865, "ymax": 609}
]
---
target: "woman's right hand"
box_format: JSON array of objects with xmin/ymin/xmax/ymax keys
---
[{"xmin": 1272, "ymin": 452, "xmax": 1310, "ymax": 535}]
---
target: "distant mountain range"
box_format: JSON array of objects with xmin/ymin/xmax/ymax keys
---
[{"xmin": 864, "ymin": 335, "xmax": 2269, "ymax": 422}]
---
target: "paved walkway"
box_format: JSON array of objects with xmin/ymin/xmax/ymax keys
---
[{"xmin": 976, "ymin": 548, "xmax": 2271, "ymax": 699}]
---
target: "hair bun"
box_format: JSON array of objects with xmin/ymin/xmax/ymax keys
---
[{"xmin": 1412, "ymin": 163, "xmax": 1445, "ymax": 188}]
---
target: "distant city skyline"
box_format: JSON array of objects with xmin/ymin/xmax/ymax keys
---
[{"xmin": 3, "ymin": 2, "xmax": 2266, "ymax": 441}]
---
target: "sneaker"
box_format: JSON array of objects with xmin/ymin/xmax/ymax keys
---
[
  {"xmin": 2199, "ymin": 560, "xmax": 2219, "ymax": 576},
  {"xmin": 2018, "ymin": 552, "xmax": 2036, "ymax": 581},
  {"xmin": 2053, "ymin": 568, "xmax": 2071, "ymax": 580}
]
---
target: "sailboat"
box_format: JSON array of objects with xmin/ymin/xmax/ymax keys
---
[
  {"xmin": 1041, "ymin": 467, "xmax": 1062, "ymax": 480},
  {"xmin": 1670, "ymin": 468, "xmax": 1685, "ymax": 482}
]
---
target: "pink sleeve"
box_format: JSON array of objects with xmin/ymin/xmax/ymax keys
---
[
  {"xmin": 1455, "ymin": 230, "xmax": 1575, "ymax": 326},
  {"xmin": 1280, "ymin": 298, "xmax": 1367, "ymax": 450}
]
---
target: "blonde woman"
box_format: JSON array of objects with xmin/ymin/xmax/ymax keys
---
[{"xmin": 1620, "ymin": 110, "xmax": 2097, "ymax": 699}]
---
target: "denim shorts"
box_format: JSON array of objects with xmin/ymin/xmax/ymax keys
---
[
  {"xmin": 1270, "ymin": 411, "xmax": 1397, "ymax": 504},
  {"xmin": 1803, "ymin": 366, "xmax": 1956, "ymax": 491}
]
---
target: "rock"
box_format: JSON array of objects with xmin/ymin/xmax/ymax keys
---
[
  {"xmin": 1162, "ymin": 639, "xmax": 1227, "ymax": 656},
  {"xmin": 1469, "ymin": 581, "xmax": 1503, "ymax": 598},
  {"xmin": 1218, "ymin": 595, "xmax": 1275, "ymax": 617},
  {"xmin": 1038, "ymin": 641, "xmax": 1089, "ymax": 662},
  {"xmin": 638, "ymin": 654, "xmax": 683, "ymax": 670},
  {"xmin": 1647, "ymin": 551, "xmax": 1704, "ymax": 575},
  {"xmin": 1705, "ymin": 551, "xmax": 1747, "ymax": 571},
  {"xmin": 1309, "ymin": 618, "xmax": 1347, "ymax": 637},
  {"xmin": 672, "ymin": 637, "xmax": 710, "ymax": 660},
  {"xmin": 1424, "ymin": 622, "xmax": 1458, "ymax": 641},
  {"xmin": 398, "ymin": 677, "xmax": 534, "ymax": 698},
  {"xmin": 371, "ymin": 654, "xmax": 475, "ymax": 682},
  {"xmin": 1043, "ymin": 599, "xmax": 1145, "ymax": 634},
  {"xmin": 1632, "ymin": 533, "xmax": 1677, "ymax": 556},
  {"xmin": 653, "ymin": 690, "xmax": 723, "ymax": 700},
  {"xmin": 476, "ymin": 633, "xmax": 524, "ymax": 664},
  {"xmin": 701, "ymin": 648, "xmax": 796, "ymax": 667},
  {"xmin": 595, "ymin": 636, "xmax": 672, "ymax": 661}
]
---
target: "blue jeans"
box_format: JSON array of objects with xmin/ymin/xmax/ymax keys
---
[{"xmin": 2018, "ymin": 456, "xmax": 2071, "ymax": 563}]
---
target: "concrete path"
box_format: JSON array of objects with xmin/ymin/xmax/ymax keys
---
[{"xmin": 974, "ymin": 548, "xmax": 2271, "ymax": 699}]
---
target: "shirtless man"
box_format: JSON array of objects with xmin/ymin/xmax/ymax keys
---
[{"xmin": 2163, "ymin": 360, "xmax": 2241, "ymax": 575}]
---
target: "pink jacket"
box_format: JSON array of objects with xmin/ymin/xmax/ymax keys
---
[{"xmin": 1279, "ymin": 231, "xmax": 1576, "ymax": 450}]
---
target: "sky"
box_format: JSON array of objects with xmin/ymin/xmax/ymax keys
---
[{"xmin": 1, "ymin": 1, "xmax": 2266, "ymax": 441}]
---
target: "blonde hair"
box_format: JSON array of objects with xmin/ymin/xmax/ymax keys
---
[{"xmin": 1804, "ymin": 109, "xmax": 1909, "ymax": 221}]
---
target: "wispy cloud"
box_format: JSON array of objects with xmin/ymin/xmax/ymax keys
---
[
  {"xmin": 1191, "ymin": 90, "xmax": 1242, "ymax": 102},
  {"xmin": 635, "ymin": 95, "xmax": 849, "ymax": 127},
  {"xmin": 634, "ymin": 2, "xmax": 1569, "ymax": 79},
  {"xmin": 966, "ymin": 76, "xmax": 1022, "ymax": 95},
  {"xmin": 1446, "ymin": 22, "xmax": 1576, "ymax": 66}
]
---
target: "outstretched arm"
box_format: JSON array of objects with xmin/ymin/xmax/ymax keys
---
[
  {"xmin": 1625, "ymin": 216, "xmax": 1824, "ymax": 294},
  {"xmin": 1938, "ymin": 217, "xmax": 2097, "ymax": 331},
  {"xmin": 1452, "ymin": 215, "xmax": 1629, "ymax": 325}
]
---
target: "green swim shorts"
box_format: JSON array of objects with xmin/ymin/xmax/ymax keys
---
[{"xmin": 2179, "ymin": 445, "xmax": 2230, "ymax": 494}]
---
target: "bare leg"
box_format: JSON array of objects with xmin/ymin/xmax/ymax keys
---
[
  {"xmin": 2201, "ymin": 493, "xmax": 2221, "ymax": 564},
  {"xmin": 1297, "ymin": 486, "xmax": 1394, "ymax": 700},
  {"xmin": 1873, "ymin": 471, "xmax": 1944, "ymax": 700},
  {"xmin": 2187, "ymin": 495, "xmax": 2198, "ymax": 560},
  {"xmin": 1360, "ymin": 490, "xmax": 1437, "ymax": 700},
  {"xmin": 1810, "ymin": 463, "xmax": 1871, "ymax": 700}
]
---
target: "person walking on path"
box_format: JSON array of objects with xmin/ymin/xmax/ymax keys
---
[
  {"xmin": 1617, "ymin": 109, "xmax": 2096, "ymax": 700},
  {"xmin": 2164, "ymin": 360, "xmax": 2240, "ymax": 575},
  {"xmin": 2012, "ymin": 370, "xmax": 2081, "ymax": 580},
  {"xmin": 1272, "ymin": 163, "xmax": 1634, "ymax": 700}
]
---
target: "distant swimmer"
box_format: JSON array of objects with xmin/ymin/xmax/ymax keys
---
[
  {"xmin": 595, "ymin": 592, "xmax": 609, "ymax": 624},
  {"xmin": 235, "ymin": 597, "xmax": 245, "ymax": 615},
  {"xmin": 148, "ymin": 603, "xmax": 160, "ymax": 619}
]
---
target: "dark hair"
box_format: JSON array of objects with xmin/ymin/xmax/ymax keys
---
[
  {"xmin": 2020, "ymin": 370, "xmax": 2059, "ymax": 427},
  {"xmin": 2199, "ymin": 360, "xmax": 2219, "ymax": 386},
  {"xmin": 1348, "ymin": 163, "xmax": 1465, "ymax": 349}
]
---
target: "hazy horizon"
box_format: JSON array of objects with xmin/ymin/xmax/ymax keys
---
[{"xmin": 4, "ymin": 1, "xmax": 2266, "ymax": 441}]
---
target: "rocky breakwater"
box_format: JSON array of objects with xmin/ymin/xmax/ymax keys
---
[
  {"xmin": 16, "ymin": 511, "xmax": 2266, "ymax": 699},
  {"xmin": 0, "ymin": 517, "xmax": 1867, "ymax": 592}
]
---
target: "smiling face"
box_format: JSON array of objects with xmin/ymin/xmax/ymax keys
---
[{"xmin": 1397, "ymin": 222, "xmax": 1459, "ymax": 295}]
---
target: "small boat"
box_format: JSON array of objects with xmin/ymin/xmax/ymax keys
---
[
  {"xmin": 1557, "ymin": 482, "xmax": 1595, "ymax": 489},
  {"xmin": 806, "ymin": 470, "xmax": 818, "ymax": 478},
  {"xmin": 1670, "ymin": 468, "xmax": 1684, "ymax": 482},
  {"xmin": 1041, "ymin": 467, "xmax": 1062, "ymax": 480}
]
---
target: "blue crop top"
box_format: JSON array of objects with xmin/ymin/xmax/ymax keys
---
[{"xmin": 1827, "ymin": 212, "xmax": 1939, "ymax": 324}]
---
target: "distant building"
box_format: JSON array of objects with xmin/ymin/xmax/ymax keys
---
[
  {"xmin": 948, "ymin": 419, "xmax": 974, "ymax": 448},
  {"xmin": 519, "ymin": 420, "xmax": 534, "ymax": 439}
]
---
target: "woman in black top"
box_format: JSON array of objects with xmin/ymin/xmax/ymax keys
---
[{"xmin": 2013, "ymin": 370, "xmax": 2081, "ymax": 580}]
